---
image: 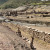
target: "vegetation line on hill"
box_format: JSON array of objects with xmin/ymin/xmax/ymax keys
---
[{"xmin": 0, "ymin": 0, "xmax": 50, "ymax": 9}]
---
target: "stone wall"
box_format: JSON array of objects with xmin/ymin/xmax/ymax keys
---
[{"xmin": 2, "ymin": 22, "xmax": 50, "ymax": 43}]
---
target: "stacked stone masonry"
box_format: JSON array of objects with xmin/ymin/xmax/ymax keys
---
[{"xmin": 2, "ymin": 22, "xmax": 50, "ymax": 43}]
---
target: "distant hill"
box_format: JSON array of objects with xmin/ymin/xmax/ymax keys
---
[
  {"xmin": 0, "ymin": 0, "xmax": 35, "ymax": 8},
  {"xmin": 0, "ymin": 0, "xmax": 8, "ymax": 5},
  {"xmin": 0, "ymin": 0, "xmax": 50, "ymax": 9},
  {"xmin": 0, "ymin": 0, "xmax": 41, "ymax": 9}
]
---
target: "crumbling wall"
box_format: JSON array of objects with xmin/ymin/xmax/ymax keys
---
[{"xmin": 2, "ymin": 22, "xmax": 50, "ymax": 43}]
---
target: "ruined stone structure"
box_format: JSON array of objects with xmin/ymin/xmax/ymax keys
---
[{"xmin": 2, "ymin": 22, "xmax": 50, "ymax": 43}]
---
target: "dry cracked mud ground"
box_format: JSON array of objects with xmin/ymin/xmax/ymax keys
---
[{"xmin": 0, "ymin": 24, "xmax": 50, "ymax": 50}]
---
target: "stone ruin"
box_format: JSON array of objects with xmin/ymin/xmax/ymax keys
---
[{"xmin": 2, "ymin": 22, "xmax": 50, "ymax": 43}]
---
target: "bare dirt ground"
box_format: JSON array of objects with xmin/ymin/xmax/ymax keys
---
[
  {"xmin": 0, "ymin": 24, "xmax": 32, "ymax": 50},
  {"xmin": 0, "ymin": 24, "xmax": 50, "ymax": 50}
]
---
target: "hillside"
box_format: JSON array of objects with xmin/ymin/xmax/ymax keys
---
[
  {"xmin": 0, "ymin": 0, "xmax": 36, "ymax": 9},
  {"xmin": 0, "ymin": 0, "xmax": 50, "ymax": 9},
  {"xmin": 0, "ymin": 0, "xmax": 8, "ymax": 5}
]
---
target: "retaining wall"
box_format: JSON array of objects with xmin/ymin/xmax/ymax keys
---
[{"xmin": 2, "ymin": 22, "xmax": 50, "ymax": 43}]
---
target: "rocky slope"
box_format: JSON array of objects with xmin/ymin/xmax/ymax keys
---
[
  {"xmin": 0, "ymin": 23, "xmax": 50, "ymax": 50},
  {"xmin": 0, "ymin": 24, "xmax": 32, "ymax": 50}
]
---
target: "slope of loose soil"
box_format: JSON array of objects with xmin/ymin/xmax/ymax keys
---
[
  {"xmin": 0, "ymin": 24, "xmax": 50, "ymax": 50},
  {"xmin": 0, "ymin": 24, "xmax": 31, "ymax": 50}
]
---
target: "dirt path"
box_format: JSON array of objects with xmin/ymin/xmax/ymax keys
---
[{"xmin": 0, "ymin": 24, "xmax": 50, "ymax": 50}]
